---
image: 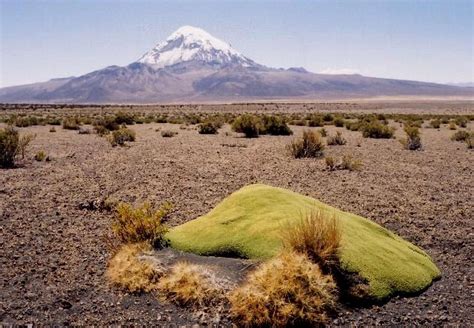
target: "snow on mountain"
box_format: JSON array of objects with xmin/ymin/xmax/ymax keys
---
[{"xmin": 137, "ymin": 25, "xmax": 257, "ymax": 69}]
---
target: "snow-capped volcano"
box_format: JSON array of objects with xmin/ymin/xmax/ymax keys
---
[{"xmin": 137, "ymin": 25, "xmax": 257, "ymax": 69}]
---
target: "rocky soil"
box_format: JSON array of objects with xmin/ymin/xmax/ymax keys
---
[{"xmin": 1, "ymin": 110, "xmax": 473, "ymax": 326}]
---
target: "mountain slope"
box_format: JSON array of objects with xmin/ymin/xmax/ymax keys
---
[{"xmin": 1, "ymin": 26, "xmax": 472, "ymax": 103}]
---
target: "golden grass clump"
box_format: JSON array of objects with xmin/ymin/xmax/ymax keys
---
[
  {"xmin": 158, "ymin": 262, "xmax": 223, "ymax": 307},
  {"xmin": 106, "ymin": 243, "xmax": 163, "ymax": 293},
  {"xmin": 229, "ymin": 251, "xmax": 337, "ymax": 327},
  {"xmin": 282, "ymin": 210, "xmax": 341, "ymax": 273},
  {"xmin": 112, "ymin": 202, "xmax": 171, "ymax": 247}
]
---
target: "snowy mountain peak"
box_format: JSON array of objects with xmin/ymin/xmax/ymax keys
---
[{"xmin": 137, "ymin": 26, "xmax": 257, "ymax": 69}]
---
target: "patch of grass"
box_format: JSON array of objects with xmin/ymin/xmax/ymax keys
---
[
  {"xmin": 109, "ymin": 127, "xmax": 136, "ymax": 146},
  {"xmin": 288, "ymin": 130, "xmax": 325, "ymax": 158},
  {"xmin": 112, "ymin": 202, "xmax": 171, "ymax": 247},
  {"xmin": 106, "ymin": 243, "xmax": 163, "ymax": 293},
  {"xmin": 282, "ymin": 210, "xmax": 341, "ymax": 274},
  {"xmin": 327, "ymin": 131, "xmax": 347, "ymax": 145},
  {"xmin": 0, "ymin": 126, "xmax": 34, "ymax": 168},
  {"xmin": 229, "ymin": 251, "xmax": 336, "ymax": 327},
  {"xmin": 158, "ymin": 262, "xmax": 222, "ymax": 307},
  {"xmin": 400, "ymin": 125, "xmax": 422, "ymax": 150},
  {"xmin": 166, "ymin": 184, "xmax": 441, "ymax": 300},
  {"xmin": 231, "ymin": 114, "xmax": 262, "ymax": 138}
]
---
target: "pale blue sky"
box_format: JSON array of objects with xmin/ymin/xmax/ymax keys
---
[{"xmin": 1, "ymin": 0, "xmax": 473, "ymax": 87}]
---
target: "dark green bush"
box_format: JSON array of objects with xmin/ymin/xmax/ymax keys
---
[{"xmin": 115, "ymin": 111, "xmax": 135, "ymax": 125}]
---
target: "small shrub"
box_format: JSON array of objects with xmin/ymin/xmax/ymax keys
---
[
  {"xmin": 110, "ymin": 128, "xmax": 136, "ymax": 146},
  {"xmin": 229, "ymin": 251, "xmax": 336, "ymax": 327},
  {"xmin": 281, "ymin": 210, "xmax": 341, "ymax": 273},
  {"xmin": 198, "ymin": 122, "xmax": 219, "ymax": 134},
  {"xmin": 451, "ymin": 130, "xmax": 470, "ymax": 142},
  {"xmin": 288, "ymin": 130, "xmax": 325, "ymax": 158},
  {"xmin": 319, "ymin": 128, "xmax": 328, "ymax": 137},
  {"xmin": 455, "ymin": 116, "xmax": 468, "ymax": 128},
  {"xmin": 232, "ymin": 114, "xmax": 262, "ymax": 138},
  {"xmin": 34, "ymin": 151, "xmax": 47, "ymax": 162},
  {"xmin": 325, "ymin": 156, "xmax": 336, "ymax": 171},
  {"xmin": 401, "ymin": 125, "xmax": 422, "ymax": 150},
  {"xmin": 112, "ymin": 202, "xmax": 171, "ymax": 247},
  {"xmin": 466, "ymin": 134, "xmax": 474, "ymax": 149},
  {"xmin": 307, "ymin": 114, "xmax": 323, "ymax": 127},
  {"xmin": 158, "ymin": 262, "xmax": 222, "ymax": 307},
  {"xmin": 323, "ymin": 113, "xmax": 333, "ymax": 122},
  {"xmin": 261, "ymin": 115, "xmax": 293, "ymax": 136},
  {"xmin": 339, "ymin": 155, "xmax": 363, "ymax": 171},
  {"xmin": 0, "ymin": 126, "xmax": 34, "ymax": 168},
  {"xmin": 107, "ymin": 243, "xmax": 163, "ymax": 293},
  {"xmin": 62, "ymin": 117, "xmax": 81, "ymax": 130},
  {"xmin": 49, "ymin": 127, "xmax": 56, "ymax": 133},
  {"xmin": 448, "ymin": 122, "xmax": 457, "ymax": 130},
  {"xmin": 327, "ymin": 131, "xmax": 347, "ymax": 146},
  {"xmin": 94, "ymin": 116, "xmax": 119, "ymax": 133},
  {"xmin": 161, "ymin": 130, "xmax": 177, "ymax": 138},
  {"xmin": 114, "ymin": 111, "xmax": 135, "ymax": 125},
  {"xmin": 361, "ymin": 120, "xmax": 394, "ymax": 138},
  {"xmin": 333, "ymin": 116, "xmax": 345, "ymax": 127},
  {"xmin": 429, "ymin": 119, "xmax": 441, "ymax": 129},
  {"xmin": 325, "ymin": 155, "xmax": 362, "ymax": 171}
]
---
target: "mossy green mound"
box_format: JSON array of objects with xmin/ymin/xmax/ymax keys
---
[{"xmin": 166, "ymin": 184, "xmax": 440, "ymax": 299}]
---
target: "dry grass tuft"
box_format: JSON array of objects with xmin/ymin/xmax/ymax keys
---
[
  {"xmin": 158, "ymin": 262, "xmax": 223, "ymax": 307},
  {"xmin": 229, "ymin": 251, "xmax": 337, "ymax": 327},
  {"xmin": 112, "ymin": 202, "xmax": 171, "ymax": 247},
  {"xmin": 106, "ymin": 243, "xmax": 163, "ymax": 293},
  {"xmin": 282, "ymin": 210, "xmax": 341, "ymax": 273},
  {"xmin": 288, "ymin": 130, "xmax": 325, "ymax": 158}
]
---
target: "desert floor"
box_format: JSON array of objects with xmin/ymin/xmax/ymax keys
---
[{"xmin": 1, "ymin": 106, "xmax": 473, "ymax": 325}]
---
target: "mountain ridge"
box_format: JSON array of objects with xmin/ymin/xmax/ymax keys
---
[{"xmin": 1, "ymin": 25, "xmax": 472, "ymax": 103}]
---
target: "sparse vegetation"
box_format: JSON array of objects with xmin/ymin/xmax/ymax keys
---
[
  {"xmin": 327, "ymin": 131, "xmax": 347, "ymax": 145},
  {"xmin": 261, "ymin": 115, "xmax": 293, "ymax": 136},
  {"xmin": 112, "ymin": 202, "xmax": 171, "ymax": 247},
  {"xmin": 325, "ymin": 155, "xmax": 362, "ymax": 171},
  {"xmin": 0, "ymin": 126, "xmax": 34, "ymax": 168},
  {"xmin": 109, "ymin": 127, "xmax": 136, "ymax": 146},
  {"xmin": 158, "ymin": 262, "xmax": 222, "ymax": 307},
  {"xmin": 401, "ymin": 125, "xmax": 422, "ymax": 150},
  {"xmin": 429, "ymin": 119, "xmax": 441, "ymax": 129},
  {"xmin": 288, "ymin": 130, "xmax": 325, "ymax": 158},
  {"xmin": 451, "ymin": 130, "xmax": 470, "ymax": 142},
  {"xmin": 229, "ymin": 251, "xmax": 336, "ymax": 327},
  {"xmin": 449, "ymin": 122, "xmax": 457, "ymax": 130},
  {"xmin": 319, "ymin": 127, "xmax": 328, "ymax": 137},
  {"xmin": 161, "ymin": 130, "xmax": 177, "ymax": 138}
]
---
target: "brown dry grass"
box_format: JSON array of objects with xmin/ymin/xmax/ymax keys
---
[
  {"xmin": 106, "ymin": 243, "xmax": 163, "ymax": 293},
  {"xmin": 282, "ymin": 210, "xmax": 341, "ymax": 273},
  {"xmin": 229, "ymin": 251, "xmax": 337, "ymax": 327},
  {"xmin": 158, "ymin": 262, "xmax": 223, "ymax": 307},
  {"xmin": 288, "ymin": 130, "xmax": 325, "ymax": 158}
]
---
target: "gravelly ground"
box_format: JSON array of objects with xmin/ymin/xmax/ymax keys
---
[{"xmin": 1, "ymin": 113, "xmax": 473, "ymax": 326}]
